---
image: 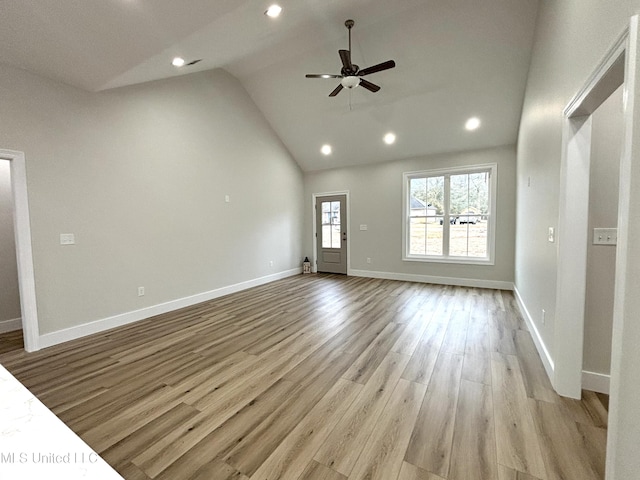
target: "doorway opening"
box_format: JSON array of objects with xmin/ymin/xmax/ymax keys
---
[
  {"xmin": 0, "ymin": 160, "xmax": 22, "ymax": 352},
  {"xmin": 555, "ymin": 33, "xmax": 625, "ymax": 399},
  {"xmin": 0, "ymin": 149, "xmax": 39, "ymax": 352}
]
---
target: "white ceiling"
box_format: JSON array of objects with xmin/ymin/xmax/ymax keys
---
[{"xmin": 0, "ymin": 0, "xmax": 539, "ymax": 171}]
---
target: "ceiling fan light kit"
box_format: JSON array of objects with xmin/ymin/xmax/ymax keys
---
[
  {"xmin": 341, "ymin": 76, "xmax": 360, "ymax": 89},
  {"xmin": 305, "ymin": 19, "xmax": 396, "ymax": 97}
]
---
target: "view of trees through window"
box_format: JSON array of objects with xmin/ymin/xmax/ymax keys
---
[
  {"xmin": 410, "ymin": 172, "xmax": 489, "ymax": 216},
  {"xmin": 407, "ymin": 169, "xmax": 492, "ymax": 259}
]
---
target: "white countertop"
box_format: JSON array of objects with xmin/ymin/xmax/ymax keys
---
[{"xmin": 0, "ymin": 364, "xmax": 124, "ymax": 479}]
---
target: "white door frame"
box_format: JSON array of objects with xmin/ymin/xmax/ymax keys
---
[
  {"xmin": 556, "ymin": 15, "xmax": 640, "ymax": 479},
  {"xmin": 0, "ymin": 149, "xmax": 39, "ymax": 352},
  {"xmin": 311, "ymin": 191, "xmax": 350, "ymax": 274},
  {"xmin": 555, "ymin": 26, "xmax": 627, "ymax": 398}
]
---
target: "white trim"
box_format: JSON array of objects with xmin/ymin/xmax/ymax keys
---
[
  {"xmin": 555, "ymin": 115, "xmax": 593, "ymax": 399},
  {"xmin": 38, "ymin": 268, "xmax": 301, "ymax": 349},
  {"xmin": 311, "ymin": 191, "xmax": 350, "ymax": 275},
  {"xmin": 349, "ymin": 268, "xmax": 513, "ymax": 290},
  {"xmin": 607, "ymin": 15, "xmax": 640, "ymax": 480},
  {"xmin": 555, "ymin": 26, "xmax": 628, "ymax": 400},
  {"xmin": 0, "ymin": 317, "xmax": 22, "ymax": 334},
  {"xmin": 564, "ymin": 29, "xmax": 628, "ymax": 117},
  {"xmin": 513, "ymin": 285, "xmax": 555, "ymax": 382},
  {"xmin": 402, "ymin": 163, "xmax": 497, "ymax": 265},
  {"xmin": 582, "ymin": 370, "xmax": 610, "ymax": 394},
  {"xmin": 0, "ymin": 149, "xmax": 39, "ymax": 352}
]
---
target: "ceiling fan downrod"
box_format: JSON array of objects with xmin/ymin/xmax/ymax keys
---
[{"xmin": 346, "ymin": 19, "xmax": 354, "ymax": 54}]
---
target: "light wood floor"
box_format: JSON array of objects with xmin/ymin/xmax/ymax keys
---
[{"xmin": 0, "ymin": 275, "xmax": 608, "ymax": 480}]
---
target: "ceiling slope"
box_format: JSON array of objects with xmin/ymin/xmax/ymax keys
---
[{"xmin": 0, "ymin": 0, "xmax": 539, "ymax": 171}]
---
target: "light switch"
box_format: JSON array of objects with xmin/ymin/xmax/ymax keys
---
[
  {"xmin": 60, "ymin": 233, "xmax": 75, "ymax": 245},
  {"xmin": 593, "ymin": 228, "xmax": 617, "ymax": 245},
  {"xmin": 548, "ymin": 227, "xmax": 555, "ymax": 243},
  {"xmin": 225, "ymin": 195, "xmax": 230, "ymax": 203},
  {"xmin": 360, "ymin": 225, "xmax": 368, "ymax": 231}
]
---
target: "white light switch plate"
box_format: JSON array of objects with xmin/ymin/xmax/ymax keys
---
[
  {"xmin": 60, "ymin": 233, "xmax": 75, "ymax": 245},
  {"xmin": 593, "ymin": 228, "xmax": 617, "ymax": 245},
  {"xmin": 360, "ymin": 225, "xmax": 368, "ymax": 231}
]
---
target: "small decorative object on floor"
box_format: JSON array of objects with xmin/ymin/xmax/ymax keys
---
[{"xmin": 303, "ymin": 257, "xmax": 311, "ymax": 274}]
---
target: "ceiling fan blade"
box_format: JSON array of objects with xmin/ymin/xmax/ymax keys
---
[
  {"xmin": 339, "ymin": 49, "xmax": 353, "ymax": 70},
  {"xmin": 329, "ymin": 84, "xmax": 344, "ymax": 97},
  {"xmin": 306, "ymin": 74, "xmax": 342, "ymax": 79},
  {"xmin": 359, "ymin": 79, "xmax": 381, "ymax": 93},
  {"xmin": 358, "ymin": 60, "xmax": 396, "ymax": 77}
]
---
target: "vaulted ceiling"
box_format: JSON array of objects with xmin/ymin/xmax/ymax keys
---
[{"xmin": 0, "ymin": 0, "xmax": 539, "ymax": 171}]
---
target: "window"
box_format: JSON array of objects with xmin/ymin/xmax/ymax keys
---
[
  {"xmin": 403, "ymin": 164, "xmax": 497, "ymax": 264},
  {"xmin": 321, "ymin": 200, "xmax": 341, "ymax": 248}
]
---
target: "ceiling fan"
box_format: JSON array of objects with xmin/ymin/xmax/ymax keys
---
[{"xmin": 305, "ymin": 19, "xmax": 396, "ymax": 97}]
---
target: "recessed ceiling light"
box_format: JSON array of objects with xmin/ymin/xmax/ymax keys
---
[
  {"xmin": 321, "ymin": 144, "xmax": 332, "ymax": 155},
  {"xmin": 465, "ymin": 117, "xmax": 481, "ymax": 131},
  {"xmin": 265, "ymin": 4, "xmax": 282, "ymax": 18},
  {"xmin": 383, "ymin": 132, "xmax": 396, "ymax": 145},
  {"xmin": 172, "ymin": 57, "xmax": 186, "ymax": 67}
]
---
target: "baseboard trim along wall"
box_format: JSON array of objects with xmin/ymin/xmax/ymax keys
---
[
  {"xmin": 38, "ymin": 268, "xmax": 302, "ymax": 350},
  {"xmin": 0, "ymin": 317, "xmax": 22, "ymax": 334},
  {"xmin": 513, "ymin": 285, "xmax": 555, "ymax": 382},
  {"xmin": 349, "ymin": 269, "xmax": 514, "ymax": 291},
  {"xmin": 582, "ymin": 370, "xmax": 610, "ymax": 394}
]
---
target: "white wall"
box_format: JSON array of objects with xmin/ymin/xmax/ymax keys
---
[
  {"xmin": 0, "ymin": 160, "xmax": 21, "ymax": 323},
  {"xmin": 0, "ymin": 66, "xmax": 303, "ymax": 336},
  {"xmin": 516, "ymin": 2, "xmax": 640, "ymax": 478},
  {"xmin": 304, "ymin": 145, "xmax": 516, "ymax": 287},
  {"xmin": 583, "ymin": 86, "xmax": 623, "ymax": 376}
]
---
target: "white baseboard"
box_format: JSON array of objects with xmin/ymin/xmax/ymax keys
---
[
  {"xmin": 38, "ymin": 268, "xmax": 302, "ymax": 350},
  {"xmin": 513, "ymin": 285, "xmax": 555, "ymax": 381},
  {"xmin": 0, "ymin": 317, "xmax": 22, "ymax": 334},
  {"xmin": 582, "ymin": 370, "xmax": 610, "ymax": 394},
  {"xmin": 349, "ymin": 269, "xmax": 514, "ymax": 291}
]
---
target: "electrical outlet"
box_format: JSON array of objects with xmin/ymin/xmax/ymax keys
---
[
  {"xmin": 269, "ymin": 260, "xmax": 274, "ymax": 267},
  {"xmin": 366, "ymin": 257, "xmax": 371, "ymax": 264},
  {"xmin": 548, "ymin": 227, "xmax": 555, "ymax": 243},
  {"xmin": 138, "ymin": 287, "xmax": 145, "ymax": 297},
  {"xmin": 542, "ymin": 309, "xmax": 546, "ymax": 325}
]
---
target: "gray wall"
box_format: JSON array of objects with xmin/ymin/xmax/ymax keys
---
[
  {"xmin": 515, "ymin": 1, "xmax": 640, "ymax": 477},
  {"xmin": 304, "ymin": 145, "xmax": 516, "ymax": 285},
  {"xmin": 0, "ymin": 66, "xmax": 303, "ymax": 335},
  {"xmin": 0, "ymin": 160, "xmax": 21, "ymax": 322},
  {"xmin": 583, "ymin": 86, "xmax": 623, "ymax": 376}
]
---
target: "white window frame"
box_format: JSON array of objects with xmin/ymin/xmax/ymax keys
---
[{"xmin": 402, "ymin": 163, "xmax": 497, "ymax": 265}]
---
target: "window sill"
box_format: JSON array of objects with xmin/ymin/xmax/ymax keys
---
[{"xmin": 403, "ymin": 255, "xmax": 495, "ymax": 266}]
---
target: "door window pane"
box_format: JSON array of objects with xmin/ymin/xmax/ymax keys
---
[
  {"xmin": 322, "ymin": 225, "xmax": 332, "ymax": 248},
  {"xmin": 321, "ymin": 201, "xmax": 341, "ymax": 248}
]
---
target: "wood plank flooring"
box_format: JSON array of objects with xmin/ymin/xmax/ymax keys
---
[{"xmin": 0, "ymin": 274, "xmax": 608, "ymax": 480}]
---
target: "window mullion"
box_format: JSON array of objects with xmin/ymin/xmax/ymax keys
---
[{"xmin": 443, "ymin": 174, "xmax": 450, "ymax": 258}]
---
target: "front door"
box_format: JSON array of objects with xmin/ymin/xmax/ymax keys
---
[{"xmin": 316, "ymin": 195, "xmax": 347, "ymax": 274}]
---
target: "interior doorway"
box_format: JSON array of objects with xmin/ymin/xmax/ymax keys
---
[
  {"xmin": 0, "ymin": 149, "xmax": 39, "ymax": 352},
  {"xmin": 0, "ymin": 160, "xmax": 22, "ymax": 337},
  {"xmin": 581, "ymin": 86, "xmax": 623, "ymax": 395},
  {"xmin": 313, "ymin": 192, "xmax": 349, "ymax": 274}
]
